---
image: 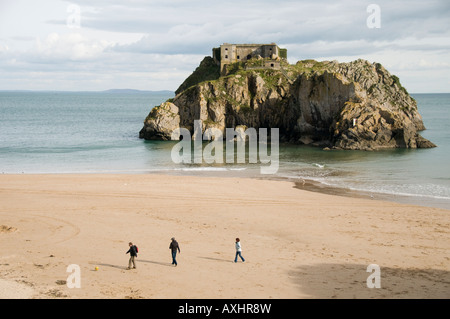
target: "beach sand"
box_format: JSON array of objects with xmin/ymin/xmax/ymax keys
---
[{"xmin": 0, "ymin": 174, "xmax": 449, "ymax": 299}]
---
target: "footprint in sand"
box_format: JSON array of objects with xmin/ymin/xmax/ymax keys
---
[{"xmin": 0, "ymin": 225, "xmax": 17, "ymax": 233}]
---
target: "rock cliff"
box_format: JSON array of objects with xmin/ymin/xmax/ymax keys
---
[{"xmin": 139, "ymin": 57, "xmax": 436, "ymax": 150}]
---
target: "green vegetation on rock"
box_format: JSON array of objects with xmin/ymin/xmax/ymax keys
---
[
  {"xmin": 175, "ymin": 57, "xmax": 220, "ymax": 95},
  {"xmin": 140, "ymin": 55, "xmax": 436, "ymax": 150}
]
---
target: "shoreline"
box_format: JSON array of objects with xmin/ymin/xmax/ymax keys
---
[
  {"xmin": 291, "ymin": 178, "xmax": 450, "ymax": 211},
  {"xmin": 3, "ymin": 170, "xmax": 450, "ymax": 210},
  {"xmin": 1, "ymin": 173, "xmax": 449, "ymax": 298},
  {"xmin": 141, "ymin": 170, "xmax": 450, "ymax": 210}
]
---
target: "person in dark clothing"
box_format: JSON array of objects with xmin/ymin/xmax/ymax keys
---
[
  {"xmin": 169, "ymin": 237, "xmax": 180, "ymax": 266},
  {"xmin": 126, "ymin": 242, "xmax": 138, "ymax": 269}
]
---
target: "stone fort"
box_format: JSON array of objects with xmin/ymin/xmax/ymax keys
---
[{"xmin": 212, "ymin": 43, "xmax": 287, "ymax": 75}]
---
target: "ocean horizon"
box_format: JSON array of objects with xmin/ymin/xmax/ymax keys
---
[{"xmin": 1, "ymin": 91, "xmax": 449, "ymax": 209}]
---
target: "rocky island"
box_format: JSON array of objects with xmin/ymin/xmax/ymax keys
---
[{"xmin": 139, "ymin": 43, "xmax": 436, "ymax": 150}]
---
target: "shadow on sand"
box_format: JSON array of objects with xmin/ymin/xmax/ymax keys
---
[
  {"xmin": 91, "ymin": 262, "xmax": 127, "ymax": 270},
  {"xmin": 89, "ymin": 259, "xmax": 173, "ymax": 270},
  {"xmin": 290, "ymin": 263, "xmax": 450, "ymax": 299},
  {"xmin": 198, "ymin": 256, "xmax": 233, "ymax": 263},
  {"xmin": 136, "ymin": 259, "xmax": 173, "ymax": 267}
]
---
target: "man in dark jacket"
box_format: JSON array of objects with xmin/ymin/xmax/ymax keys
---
[
  {"xmin": 126, "ymin": 242, "xmax": 137, "ymax": 269},
  {"xmin": 169, "ymin": 237, "xmax": 180, "ymax": 266}
]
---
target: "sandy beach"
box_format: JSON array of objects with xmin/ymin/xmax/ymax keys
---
[{"xmin": 0, "ymin": 174, "xmax": 449, "ymax": 299}]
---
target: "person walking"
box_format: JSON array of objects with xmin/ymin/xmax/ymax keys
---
[
  {"xmin": 234, "ymin": 238, "xmax": 245, "ymax": 263},
  {"xmin": 126, "ymin": 242, "xmax": 138, "ymax": 269},
  {"xmin": 169, "ymin": 237, "xmax": 180, "ymax": 266}
]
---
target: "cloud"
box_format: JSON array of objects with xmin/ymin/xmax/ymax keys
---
[
  {"xmin": 0, "ymin": 43, "xmax": 9, "ymax": 53},
  {"xmin": 33, "ymin": 32, "xmax": 113, "ymax": 62},
  {"xmin": 0, "ymin": 0, "xmax": 449, "ymax": 92},
  {"xmin": 105, "ymin": 0, "xmax": 450, "ymax": 58}
]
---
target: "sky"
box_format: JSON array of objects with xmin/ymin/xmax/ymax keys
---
[{"xmin": 0, "ymin": 0, "xmax": 449, "ymax": 93}]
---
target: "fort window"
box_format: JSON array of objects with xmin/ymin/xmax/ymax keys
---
[
  {"xmin": 225, "ymin": 55, "xmax": 228, "ymax": 59},
  {"xmin": 270, "ymin": 63, "xmax": 274, "ymax": 67},
  {"xmin": 237, "ymin": 56, "xmax": 240, "ymax": 60}
]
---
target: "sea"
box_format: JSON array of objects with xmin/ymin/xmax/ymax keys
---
[{"xmin": 1, "ymin": 91, "xmax": 449, "ymax": 209}]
